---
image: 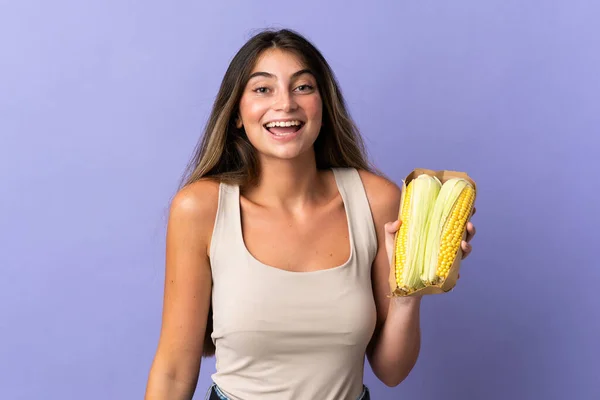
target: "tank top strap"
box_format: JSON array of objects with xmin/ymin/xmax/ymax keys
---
[
  {"xmin": 331, "ymin": 167, "xmax": 378, "ymax": 268},
  {"xmin": 209, "ymin": 181, "xmax": 244, "ymax": 276}
]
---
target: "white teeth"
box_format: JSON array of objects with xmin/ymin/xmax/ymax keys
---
[{"xmin": 265, "ymin": 120, "xmax": 302, "ymax": 128}]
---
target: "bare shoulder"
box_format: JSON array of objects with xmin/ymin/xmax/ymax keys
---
[
  {"xmin": 168, "ymin": 178, "xmax": 221, "ymax": 255},
  {"xmin": 170, "ymin": 178, "xmax": 220, "ymax": 218},
  {"xmin": 357, "ymin": 169, "xmax": 402, "ymax": 224}
]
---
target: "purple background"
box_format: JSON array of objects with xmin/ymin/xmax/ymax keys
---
[{"xmin": 1, "ymin": 1, "xmax": 598, "ymax": 399}]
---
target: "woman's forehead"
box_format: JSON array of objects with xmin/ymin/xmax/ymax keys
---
[{"xmin": 250, "ymin": 48, "xmax": 308, "ymax": 76}]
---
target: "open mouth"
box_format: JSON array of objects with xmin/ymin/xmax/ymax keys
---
[{"xmin": 263, "ymin": 120, "xmax": 305, "ymax": 136}]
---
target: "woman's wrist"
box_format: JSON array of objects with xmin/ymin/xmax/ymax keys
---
[{"xmin": 389, "ymin": 295, "xmax": 422, "ymax": 310}]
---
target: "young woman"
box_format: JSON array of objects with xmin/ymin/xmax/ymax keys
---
[{"xmin": 144, "ymin": 28, "xmax": 476, "ymax": 400}]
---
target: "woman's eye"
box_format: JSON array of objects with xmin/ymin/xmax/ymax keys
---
[
  {"xmin": 295, "ymin": 84, "xmax": 314, "ymax": 92},
  {"xmin": 253, "ymin": 87, "xmax": 269, "ymax": 93}
]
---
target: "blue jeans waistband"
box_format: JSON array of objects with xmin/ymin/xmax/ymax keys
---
[{"xmin": 205, "ymin": 383, "xmax": 371, "ymax": 400}]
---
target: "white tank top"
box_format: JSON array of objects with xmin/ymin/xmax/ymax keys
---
[{"xmin": 209, "ymin": 167, "xmax": 378, "ymax": 400}]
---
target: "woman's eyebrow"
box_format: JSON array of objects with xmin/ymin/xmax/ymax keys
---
[{"xmin": 248, "ymin": 69, "xmax": 314, "ymax": 80}]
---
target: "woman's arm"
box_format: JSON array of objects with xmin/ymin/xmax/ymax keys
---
[
  {"xmin": 359, "ymin": 170, "xmax": 422, "ymax": 387},
  {"xmin": 145, "ymin": 180, "xmax": 219, "ymax": 399}
]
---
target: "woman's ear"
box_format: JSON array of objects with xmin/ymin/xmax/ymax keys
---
[{"xmin": 235, "ymin": 116, "xmax": 243, "ymax": 129}]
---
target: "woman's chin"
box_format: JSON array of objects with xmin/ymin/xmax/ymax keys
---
[{"xmin": 258, "ymin": 144, "xmax": 316, "ymax": 163}]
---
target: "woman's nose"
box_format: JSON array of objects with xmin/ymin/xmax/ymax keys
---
[{"xmin": 273, "ymin": 90, "xmax": 297, "ymax": 112}]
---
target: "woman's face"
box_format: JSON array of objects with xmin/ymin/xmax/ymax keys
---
[{"xmin": 237, "ymin": 48, "xmax": 323, "ymax": 162}]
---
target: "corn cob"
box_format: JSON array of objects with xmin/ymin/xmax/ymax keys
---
[
  {"xmin": 422, "ymin": 178, "xmax": 476, "ymax": 284},
  {"xmin": 394, "ymin": 174, "xmax": 441, "ymax": 294}
]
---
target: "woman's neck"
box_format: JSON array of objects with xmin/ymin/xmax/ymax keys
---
[{"xmin": 244, "ymin": 153, "xmax": 326, "ymax": 211}]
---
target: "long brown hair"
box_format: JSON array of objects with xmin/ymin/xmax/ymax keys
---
[{"xmin": 178, "ymin": 28, "xmax": 380, "ymax": 357}]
